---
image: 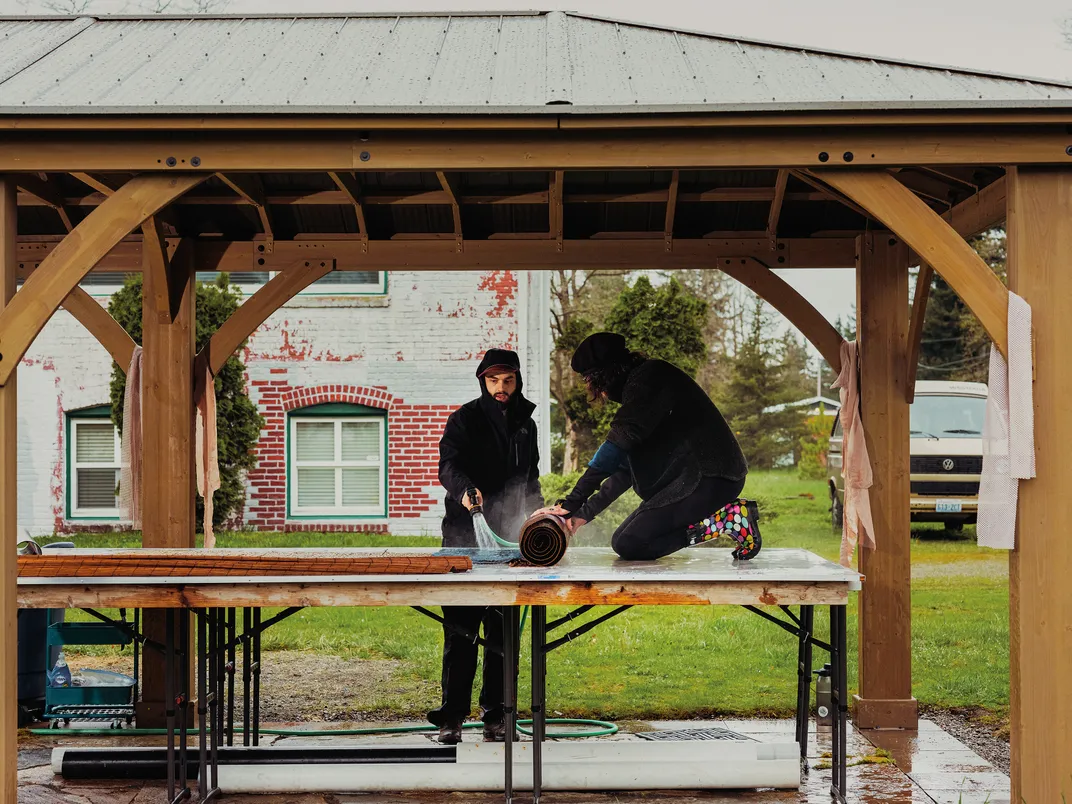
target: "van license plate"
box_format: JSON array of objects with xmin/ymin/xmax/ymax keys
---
[{"xmin": 936, "ymin": 499, "xmax": 963, "ymax": 513}]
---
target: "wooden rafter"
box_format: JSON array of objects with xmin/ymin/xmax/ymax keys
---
[
  {"xmin": 717, "ymin": 256, "xmax": 845, "ymax": 372},
  {"xmin": 16, "ymin": 174, "xmax": 73, "ymax": 232},
  {"xmin": 549, "ymin": 170, "xmax": 564, "ymax": 244},
  {"xmin": 943, "ymin": 175, "xmax": 1005, "ymax": 238},
  {"xmin": 217, "ymin": 173, "xmax": 273, "ymax": 240},
  {"xmin": 327, "ymin": 171, "xmax": 368, "ymax": 240},
  {"xmin": 0, "ymin": 173, "xmax": 206, "ymax": 386},
  {"xmin": 664, "ymin": 170, "xmax": 679, "ymax": 249},
  {"xmin": 436, "ymin": 171, "xmax": 463, "ymax": 248},
  {"xmin": 61, "ymin": 286, "xmax": 137, "ymax": 368},
  {"xmin": 791, "ymin": 170, "xmax": 872, "ymax": 220},
  {"xmin": 141, "ymin": 215, "xmax": 173, "ymax": 322},
  {"xmin": 200, "ymin": 259, "xmax": 334, "ymax": 375},
  {"xmin": 906, "ymin": 262, "xmax": 934, "ymax": 403},
  {"xmin": 767, "ymin": 169, "xmax": 788, "ymax": 239},
  {"xmin": 815, "ymin": 168, "xmax": 1009, "ymax": 357},
  {"xmin": 71, "ymin": 172, "xmax": 118, "ymax": 196}
]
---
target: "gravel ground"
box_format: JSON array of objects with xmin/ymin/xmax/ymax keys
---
[{"xmin": 921, "ymin": 705, "xmax": 1010, "ymax": 775}]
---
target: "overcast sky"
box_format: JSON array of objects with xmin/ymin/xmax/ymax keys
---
[{"xmin": 7, "ymin": 0, "xmax": 1069, "ymax": 358}]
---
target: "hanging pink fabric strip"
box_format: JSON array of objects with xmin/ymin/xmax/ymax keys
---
[
  {"xmin": 831, "ymin": 340, "xmax": 876, "ymax": 567},
  {"xmin": 119, "ymin": 346, "xmax": 143, "ymax": 529},
  {"xmin": 195, "ymin": 361, "xmax": 221, "ymax": 549}
]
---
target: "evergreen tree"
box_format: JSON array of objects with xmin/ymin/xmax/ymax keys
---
[
  {"xmin": 717, "ymin": 297, "xmax": 807, "ymax": 469},
  {"xmin": 109, "ymin": 274, "xmax": 264, "ymax": 529}
]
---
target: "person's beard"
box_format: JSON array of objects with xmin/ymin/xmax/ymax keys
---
[{"xmin": 494, "ymin": 390, "xmax": 513, "ymax": 408}]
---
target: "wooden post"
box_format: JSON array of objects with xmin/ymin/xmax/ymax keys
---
[
  {"xmin": 136, "ymin": 239, "xmax": 196, "ymax": 728},
  {"xmin": 1006, "ymin": 167, "xmax": 1072, "ymax": 801},
  {"xmin": 853, "ymin": 233, "xmax": 918, "ymax": 729},
  {"xmin": 0, "ymin": 177, "xmax": 18, "ymax": 804}
]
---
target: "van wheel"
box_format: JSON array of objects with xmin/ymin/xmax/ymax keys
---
[
  {"xmin": 947, "ymin": 521, "xmax": 964, "ymax": 533},
  {"xmin": 831, "ymin": 491, "xmax": 844, "ymax": 530}
]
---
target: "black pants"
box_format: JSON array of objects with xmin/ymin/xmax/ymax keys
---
[
  {"xmin": 428, "ymin": 605, "xmax": 519, "ymax": 726},
  {"xmin": 611, "ymin": 475, "xmax": 746, "ymax": 561}
]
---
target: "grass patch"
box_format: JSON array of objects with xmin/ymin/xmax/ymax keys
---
[{"xmin": 45, "ymin": 470, "xmax": 1008, "ymax": 720}]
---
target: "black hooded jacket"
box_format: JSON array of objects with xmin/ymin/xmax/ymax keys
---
[{"xmin": 439, "ymin": 349, "xmax": 542, "ymax": 547}]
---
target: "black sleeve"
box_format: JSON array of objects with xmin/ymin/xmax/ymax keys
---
[
  {"xmin": 575, "ymin": 468, "xmax": 631, "ymax": 522},
  {"xmin": 559, "ymin": 463, "xmax": 614, "ymax": 514},
  {"xmin": 438, "ymin": 412, "xmax": 474, "ymax": 501}
]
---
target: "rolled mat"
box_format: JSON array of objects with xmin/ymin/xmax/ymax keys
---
[{"xmin": 518, "ymin": 513, "xmax": 571, "ymax": 566}]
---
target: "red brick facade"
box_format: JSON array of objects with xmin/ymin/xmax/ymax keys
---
[{"xmin": 246, "ymin": 377, "xmax": 453, "ymax": 532}]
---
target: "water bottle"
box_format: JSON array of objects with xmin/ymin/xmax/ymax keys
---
[
  {"xmin": 814, "ymin": 663, "xmax": 832, "ymax": 729},
  {"xmin": 50, "ymin": 651, "xmax": 71, "ymax": 688}
]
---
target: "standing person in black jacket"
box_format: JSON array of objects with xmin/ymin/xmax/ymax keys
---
[
  {"xmin": 537, "ymin": 332, "xmax": 761, "ymax": 561},
  {"xmin": 428, "ymin": 348, "xmax": 542, "ymax": 744}
]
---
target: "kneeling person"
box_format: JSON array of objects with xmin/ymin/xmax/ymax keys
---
[{"xmin": 545, "ymin": 332, "xmax": 760, "ymax": 561}]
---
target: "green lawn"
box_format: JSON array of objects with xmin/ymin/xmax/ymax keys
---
[{"xmin": 46, "ymin": 470, "xmax": 1009, "ymax": 720}]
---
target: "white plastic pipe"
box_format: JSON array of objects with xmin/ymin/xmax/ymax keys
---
[{"xmin": 215, "ymin": 740, "xmax": 801, "ymax": 792}]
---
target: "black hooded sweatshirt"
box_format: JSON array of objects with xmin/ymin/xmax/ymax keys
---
[{"xmin": 438, "ymin": 349, "xmax": 542, "ymax": 548}]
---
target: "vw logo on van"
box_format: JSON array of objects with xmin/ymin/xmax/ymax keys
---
[{"xmin": 942, "ymin": 458, "xmax": 955, "ymax": 471}]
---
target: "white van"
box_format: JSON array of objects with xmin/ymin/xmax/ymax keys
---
[{"xmin": 828, "ymin": 380, "xmax": 987, "ymax": 531}]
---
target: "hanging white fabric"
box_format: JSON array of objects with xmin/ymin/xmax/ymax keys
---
[
  {"xmin": 978, "ymin": 292, "xmax": 1035, "ymax": 549},
  {"xmin": 195, "ymin": 360, "xmax": 221, "ymax": 550},
  {"xmin": 831, "ymin": 340, "xmax": 876, "ymax": 567},
  {"xmin": 118, "ymin": 346, "xmax": 143, "ymax": 529}
]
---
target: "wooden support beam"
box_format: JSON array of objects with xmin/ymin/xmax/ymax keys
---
[
  {"xmin": 767, "ymin": 169, "xmax": 788, "ymax": 239},
  {"xmin": 815, "ymin": 168, "xmax": 1009, "ymax": 358},
  {"xmin": 942, "ymin": 175, "xmax": 1006, "ymax": 239},
  {"xmin": 854, "ymin": 233, "xmax": 917, "ymax": 730},
  {"xmin": 791, "ymin": 169, "xmax": 872, "ymax": 219},
  {"xmin": 436, "ymin": 171, "xmax": 463, "ymax": 249},
  {"xmin": 717, "ymin": 256, "xmax": 844, "ymax": 372},
  {"xmin": 664, "ymin": 170, "xmax": 679, "ymax": 250},
  {"xmin": 3, "ymin": 127, "xmax": 1072, "ymax": 171},
  {"xmin": 327, "ymin": 171, "xmax": 367, "ymax": 239},
  {"xmin": 550, "ymin": 170, "xmax": 564, "ymax": 245},
  {"xmin": 61, "ymin": 286, "xmax": 137, "ymax": 368},
  {"xmin": 0, "ymin": 177, "xmax": 18, "ymax": 804},
  {"xmin": 0, "ymin": 173, "xmax": 205, "ymax": 387},
  {"xmin": 138, "ymin": 237, "xmax": 196, "ymax": 728},
  {"xmin": 16, "ymin": 174, "xmax": 73, "ymax": 231},
  {"xmin": 200, "ymin": 259, "xmax": 333, "ymax": 376},
  {"xmin": 217, "ymin": 173, "xmax": 273, "ymax": 240},
  {"xmin": 71, "ymin": 172, "xmax": 118, "ymax": 196},
  {"xmin": 1006, "ymin": 166, "xmax": 1072, "ymax": 803},
  {"xmin": 141, "ymin": 215, "xmax": 173, "ymax": 323},
  {"xmin": 905, "ymin": 262, "xmax": 934, "ymax": 403}
]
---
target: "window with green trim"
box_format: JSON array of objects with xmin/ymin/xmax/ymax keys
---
[
  {"xmin": 67, "ymin": 408, "xmax": 121, "ymax": 520},
  {"xmin": 288, "ymin": 404, "xmax": 387, "ymax": 518}
]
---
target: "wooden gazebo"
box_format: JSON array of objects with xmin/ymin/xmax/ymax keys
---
[{"xmin": 2, "ymin": 11, "xmax": 1069, "ymax": 800}]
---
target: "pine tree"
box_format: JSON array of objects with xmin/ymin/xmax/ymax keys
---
[{"xmin": 109, "ymin": 274, "xmax": 264, "ymax": 529}]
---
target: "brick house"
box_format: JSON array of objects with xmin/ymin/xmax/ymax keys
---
[{"xmin": 16, "ymin": 268, "xmax": 551, "ymax": 537}]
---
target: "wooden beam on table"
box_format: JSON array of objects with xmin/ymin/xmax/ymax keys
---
[
  {"xmin": 327, "ymin": 171, "xmax": 368, "ymax": 239},
  {"xmin": 217, "ymin": 172, "xmax": 274, "ymax": 240},
  {"xmin": 200, "ymin": 259, "xmax": 333, "ymax": 376},
  {"xmin": 1006, "ymin": 166, "xmax": 1072, "ymax": 803},
  {"xmin": 61, "ymin": 286, "xmax": 137, "ymax": 369},
  {"xmin": 717, "ymin": 256, "xmax": 845, "ymax": 372},
  {"xmin": 0, "ymin": 177, "xmax": 18, "ymax": 804},
  {"xmin": 436, "ymin": 171, "xmax": 463, "ymax": 249},
  {"xmin": 815, "ymin": 168, "xmax": 1009, "ymax": 358},
  {"xmin": 7, "ymin": 127, "xmax": 1071, "ymax": 171},
  {"xmin": 853, "ymin": 232, "xmax": 917, "ymax": 730},
  {"xmin": 16, "ymin": 174, "xmax": 73, "ymax": 231},
  {"xmin": 0, "ymin": 173, "xmax": 206, "ymax": 387},
  {"xmin": 905, "ymin": 262, "xmax": 934, "ymax": 403},
  {"xmin": 664, "ymin": 170, "xmax": 679, "ymax": 249},
  {"xmin": 767, "ymin": 169, "xmax": 789, "ymax": 239}
]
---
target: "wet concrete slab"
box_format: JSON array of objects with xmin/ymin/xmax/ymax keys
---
[{"xmin": 19, "ymin": 718, "xmax": 1010, "ymax": 803}]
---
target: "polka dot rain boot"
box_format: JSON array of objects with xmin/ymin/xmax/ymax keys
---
[{"xmin": 685, "ymin": 498, "xmax": 762, "ymax": 560}]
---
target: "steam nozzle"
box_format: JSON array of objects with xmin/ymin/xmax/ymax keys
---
[{"xmin": 465, "ymin": 487, "xmax": 483, "ymax": 515}]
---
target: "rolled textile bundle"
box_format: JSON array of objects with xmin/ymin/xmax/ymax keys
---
[{"xmin": 518, "ymin": 513, "xmax": 571, "ymax": 566}]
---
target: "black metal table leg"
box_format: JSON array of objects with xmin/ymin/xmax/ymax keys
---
[
  {"xmin": 829, "ymin": 604, "xmax": 847, "ymax": 802},
  {"xmin": 795, "ymin": 605, "xmax": 814, "ymax": 774},
  {"xmin": 252, "ymin": 607, "xmax": 261, "ymax": 747},
  {"xmin": 502, "ymin": 606, "xmax": 517, "ymax": 804},
  {"xmin": 226, "ymin": 608, "xmax": 236, "ymax": 747},
  {"xmin": 197, "ymin": 610, "xmax": 209, "ymax": 802},
  {"xmin": 178, "ymin": 610, "xmax": 191, "ymax": 798},
  {"xmin": 242, "ymin": 608, "xmax": 251, "ymax": 746},
  {"xmin": 208, "ymin": 608, "xmax": 223, "ymax": 801},
  {"xmin": 530, "ymin": 605, "xmax": 547, "ymax": 804},
  {"xmin": 166, "ymin": 609, "xmax": 177, "ymax": 802}
]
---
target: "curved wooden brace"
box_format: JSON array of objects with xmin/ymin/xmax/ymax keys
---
[
  {"xmin": 61, "ymin": 286, "xmax": 136, "ymax": 369},
  {"xmin": 814, "ymin": 168, "xmax": 1009, "ymax": 358},
  {"xmin": 0, "ymin": 173, "xmax": 205, "ymax": 386},
  {"xmin": 717, "ymin": 256, "xmax": 845, "ymax": 372},
  {"xmin": 199, "ymin": 259, "xmax": 333, "ymax": 376}
]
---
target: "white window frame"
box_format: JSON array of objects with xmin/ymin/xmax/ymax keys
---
[
  {"xmin": 69, "ymin": 417, "xmax": 122, "ymax": 519},
  {"xmin": 78, "ymin": 270, "xmax": 387, "ymax": 298},
  {"xmin": 288, "ymin": 415, "xmax": 387, "ymax": 518}
]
